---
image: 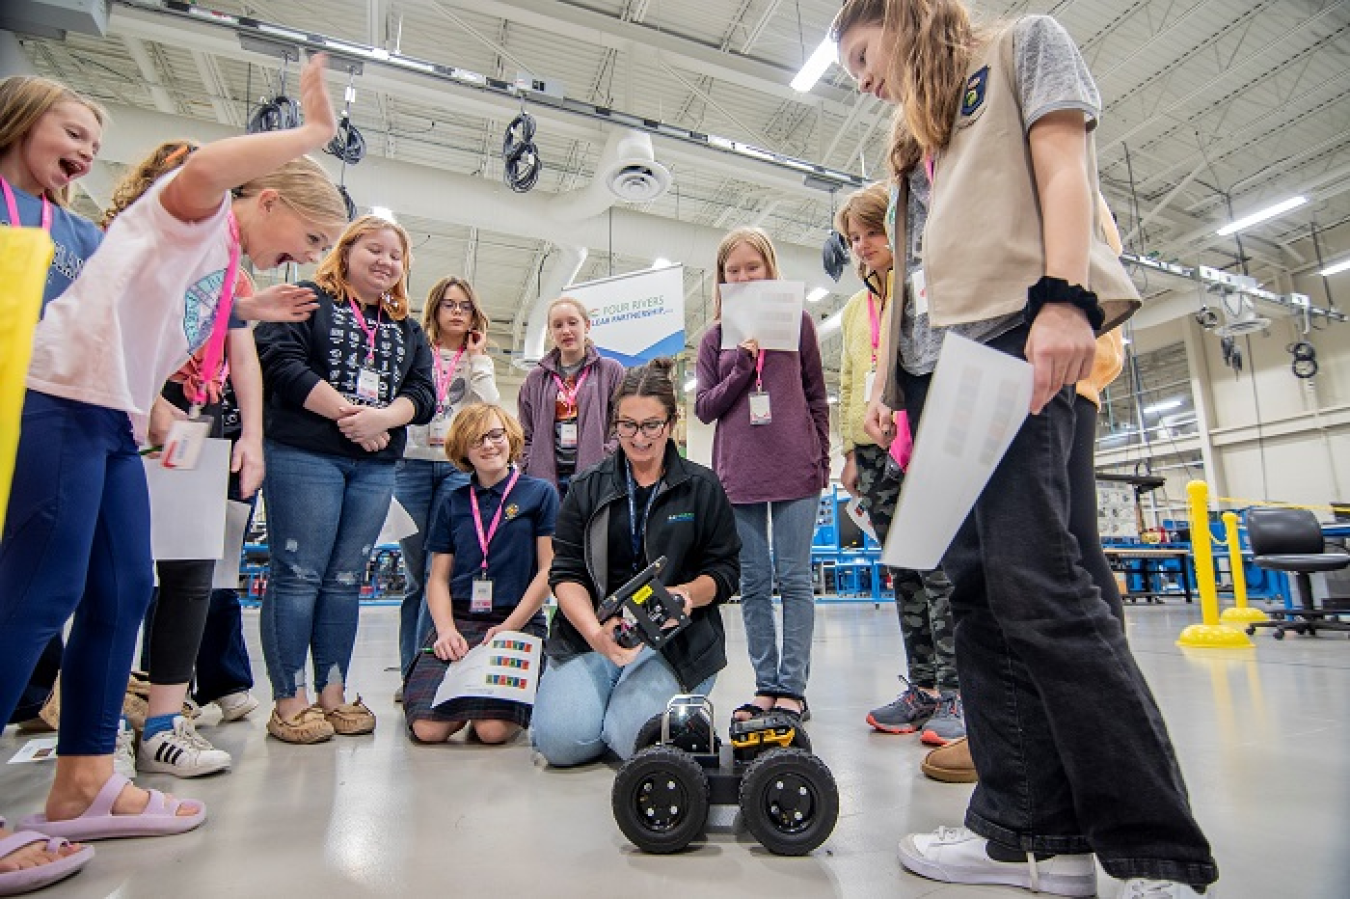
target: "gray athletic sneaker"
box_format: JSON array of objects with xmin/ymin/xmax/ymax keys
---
[
  {"xmin": 920, "ymin": 692, "xmax": 966, "ymax": 746},
  {"xmin": 867, "ymin": 679, "xmax": 940, "ymax": 734}
]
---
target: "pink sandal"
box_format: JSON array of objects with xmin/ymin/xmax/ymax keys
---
[
  {"xmin": 0, "ymin": 817, "xmax": 94, "ymax": 897},
  {"xmin": 17, "ymin": 774, "xmax": 205, "ymax": 841}
]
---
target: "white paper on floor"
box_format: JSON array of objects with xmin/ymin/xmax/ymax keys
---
[
  {"xmin": 8, "ymin": 737, "xmax": 58, "ymax": 764},
  {"xmin": 882, "ymin": 334, "xmax": 1033, "ymax": 571}
]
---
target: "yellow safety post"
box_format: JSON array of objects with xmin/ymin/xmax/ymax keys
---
[
  {"xmin": 1219, "ymin": 510, "xmax": 1268, "ymax": 625},
  {"xmin": 1177, "ymin": 480, "xmax": 1254, "ymax": 648},
  {"xmin": 0, "ymin": 228, "xmax": 54, "ymax": 533}
]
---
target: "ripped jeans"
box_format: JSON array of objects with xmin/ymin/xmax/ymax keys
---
[{"xmin": 259, "ymin": 440, "xmax": 396, "ymax": 701}]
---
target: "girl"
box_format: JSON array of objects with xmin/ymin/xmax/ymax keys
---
[
  {"xmin": 394, "ymin": 277, "xmax": 499, "ymax": 678},
  {"xmin": 834, "ymin": 185, "xmax": 961, "ymax": 744},
  {"xmin": 402, "ymin": 404, "xmax": 555, "ymax": 744},
  {"xmin": 0, "ymin": 72, "xmax": 105, "ymax": 897},
  {"xmin": 102, "ymin": 141, "xmax": 342, "ymax": 778},
  {"xmin": 516, "ymin": 297, "xmax": 624, "ymax": 498},
  {"xmin": 532, "ymin": 358, "xmax": 741, "ymax": 766},
  {"xmin": 693, "ymin": 228, "xmax": 830, "ymax": 724},
  {"xmin": 0, "ymin": 53, "xmax": 344, "ymax": 845},
  {"xmin": 254, "ymin": 215, "xmax": 436, "ymax": 744},
  {"xmin": 834, "ymin": 2, "xmax": 1216, "ymax": 896}
]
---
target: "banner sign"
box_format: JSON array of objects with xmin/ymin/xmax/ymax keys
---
[{"xmin": 564, "ymin": 265, "xmax": 685, "ymax": 366}]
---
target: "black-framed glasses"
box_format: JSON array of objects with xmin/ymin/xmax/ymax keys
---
[
  {"xmin": 615, "ymin": 418, "xmax": 670, "ymax": 438},
  {"xmin": 439, "ymin": 300, "xmax": 475, "ymax": 314},
  {"xmin": 471, "ymin": 428, "xmax": 507, "ymax": 448}
]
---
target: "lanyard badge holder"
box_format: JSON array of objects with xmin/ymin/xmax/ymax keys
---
[
  {"xmin": 594, "ymin": 556, "xmax": 690, "ymax": 650},
  {"xmin": 429, "ymin": 344, "xmax": 466, "ymax": 446},
  {"xmin": 468, "ymin": 468, "xmax": 521, "ymax": 613},
  {"xmin": 748, "ymin": 351, "xmax": 772, "ymax": 426},
  {"xmin": 350, "ymin": 297, "xmax": 383, "ymax": 403},
  {"xmin": 553, "ymin": 367, "xmax": 589, "ymax": 449},
  {"xmin": 164, "ymin": 212, "xmax": 242, "ymax": 470}
]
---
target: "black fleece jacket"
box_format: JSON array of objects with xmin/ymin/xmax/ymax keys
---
[
  {"xmin": 547, "ymin": 441, "xmax": 742, "ymax": 690},
  {"xmin": 255, "ymin": 281, "xmax": 436, "ymax": 461}
]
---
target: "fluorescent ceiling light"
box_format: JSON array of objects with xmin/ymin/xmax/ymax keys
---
[
  {"xmin": 1320, "ymin": 257, "xmax": 1350, "ymax": 277},
  {"xmin": 818, "ymin": 310, "xmax": 845, "ymax": 336},
  {"xmin": 682, "ymin": 377, "xmax": 697, "ymax": 394},
  {"xmin": 370, "ymin": 206, "xmax": 396, "ymax": 222},
  {"xmin": 790, "ymin": 38, "xmax": 837, "ymax": 93},
  {"xmin": 1121, "ymin": 336, "xmax": 1132, "ymax": 345},
  {"xmin": 653, "ymin": 257, "xmax": 673, "ymax": 269},
  {"xmin": 826, "ymin": 394, "xmax": 839, "ymax": 405},
  {"xmin": 1215, "ymin": 196, "xmax": 1307, "ymax": 236},
  {"xmin": 1142, "ymin": 398, "xmax": 1183, "ymax": 415},
  {"xmin": 806, "ymin": 287, "xmax": 829, "ymax": 303}
]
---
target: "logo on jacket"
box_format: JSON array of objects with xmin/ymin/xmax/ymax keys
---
[
  {"xmin": 960, "ymin": 66, "xmax": 989, "ymax": 118},
  {"xmin": 182, "ymin": 268, "xmax": 226, "ymax": 353},
  {"xmin": 666, "ymin": 512, "xmax": 694, "ymax": 523},
  {"xmin": 504, "ymin": 503, "xmax": 520, "ymax": 520}
]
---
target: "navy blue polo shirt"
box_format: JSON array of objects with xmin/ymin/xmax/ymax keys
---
[
  {"xmin": 1, "ymin": 183, "xmax": 103, "ymax": 309},
  {"xmin": 425, "ymin": 468, "xmax": 559, "ymax": 614}
]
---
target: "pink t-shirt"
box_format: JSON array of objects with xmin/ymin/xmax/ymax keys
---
[{"xmin": 26, "ymin": 170, "xmax": 233, "ymax": 443}]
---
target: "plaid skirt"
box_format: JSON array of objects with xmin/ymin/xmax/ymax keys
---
[{"xmin": 402, "ymin": 610, "xmax": 548, "ymax": 730}]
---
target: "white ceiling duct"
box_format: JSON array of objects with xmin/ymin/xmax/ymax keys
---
[
  {"xmin": 521, "ymin": 245, "xmax": 588, "ymax": 364},
  {"xmin": 1213, "ymin": 293, "xmax": 1272, "ymax": 337},
  {"xmin": 549, "ymin": 129, "xmax": 671, "ymax": 222}
]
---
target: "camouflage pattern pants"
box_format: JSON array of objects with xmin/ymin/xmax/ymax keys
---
[{"xmin": 854, "ymin": 443, "xmax": 959, "ymax": 691}]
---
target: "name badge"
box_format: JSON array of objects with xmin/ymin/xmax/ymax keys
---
[
  {"xmin": 749, "ymin": 390, "xmax": 772, "ymax": 426},
  {"xmin": 356, "ymin": 367, "xmax": 382, "ymax": 403},
  {"xmin": 471, "ymin": 576, "xmax": 494, "ymax": 614},
  {"xmin": 864, "ymin": 369, "xmax": 877, "ymax": 403},
  {"xmin": 910, "ymin": 268, "xmax": 928, "ymax": 319},
  {"xmin": 161, "ymin": 419, "xmax": 212, "ymax": 470},
  {"xmin": 429, "ymin": 415, "xmax": 450, "ymax": 446},
  {"xmin": 559, "ymin": 420, "xmax": 578, "ymax": 448}
]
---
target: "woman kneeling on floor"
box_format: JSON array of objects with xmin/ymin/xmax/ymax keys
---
[
  {"xmin": 402, "ymin": 403, "xmax": 558, "ymax": 744},
  {"xmin": 531, "ymin": 358, "xmax": 741, "ymax": 767}
]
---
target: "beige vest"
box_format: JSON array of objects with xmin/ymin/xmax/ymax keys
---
[{"xmin": 884, "ymin": 22, "xmax": 1139, "ymax": 408}]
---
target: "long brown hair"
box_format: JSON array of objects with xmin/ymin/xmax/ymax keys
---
[
  {"xmin": 712, "ymin": 227, "xmax": 781, "ymax": 320},
  {"xmin": 313, "ymin": 215, "xmax": 413, "ymax": 320},
  {"xmin": 831, "ymin": 0, "xmax": 987, "ymax": 176},
  {"xmin": 102, "ymin": 140, "xmax": 197, "ymax": 228},
  {"xmin": 835, "ymin": 183, "xmax": 891, "ymax": 285},
  {"xmin": 421, "ymin": 276, "xmax": 491, "ymax": 347},
  {"xmin": 0, "ymin": 75, "xmax": 106, "ymax": 206}
]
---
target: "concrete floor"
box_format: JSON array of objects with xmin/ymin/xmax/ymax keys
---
[{"xmin": 3, "ymin": 599, "xmax": 1348, "ymax": 898}]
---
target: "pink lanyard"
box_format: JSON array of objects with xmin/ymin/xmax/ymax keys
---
[
  {"xmin": 433, "ymin": 344, "xmax": 467, "ymax": 408},
  {"xmin": 754, "ymin": 350, "xmax": 767, "ymax": 391},
  {"xmin": 469, "ymin": 467, "xmax": 521, "ymax": 576},
  {"xmin": 191, "ymin": 212, "xmax": 243, "ymax": 411},
  {"xmin": 348, "ymin": 297, "xmax": 382, "ymax": 365},
  {"xmin": 924, "ymin": 153, "xmax": 936, "ymax": 187},
  {"xmin": 552, "ymin": 366, "xmax": 590, "ymax": 407},
  {"xmin": 867, "ymin": 294, "xmax": 882, "ymax": 368},
  {"xmin": 1, "ymin": 177, "xmax": 52, "ymax": 232}
]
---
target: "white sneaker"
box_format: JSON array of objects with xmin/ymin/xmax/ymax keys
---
[
  {"xmin": 898, "ymin": 826, "xmax": 1098, "ymax": 897},
  {"xmin": 1122, "ymin": 879, "xmax": 1210, "ymax": 898},
  {"xmin": 215, "ymin": 690, "xmax": 260, "ymax": 722},
  {"xmin": 114, "ymin": 718, "xmax": 137, "ymax": 781},
  {"xmin": 137, "ymin": 716, "xmax": 232, "ymax": 778}
]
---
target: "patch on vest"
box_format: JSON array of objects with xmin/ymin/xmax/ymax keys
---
[{"xmin": 960, "ymin": 66, "xmax": 989, "ymax": 118}]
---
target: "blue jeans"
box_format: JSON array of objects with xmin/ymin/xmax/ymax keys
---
[
  {"xmin": 394, "ymin": 459, "xmax": 469, "ymax": 671},
  {"xmin": 733, "ymin": 495, "xmax": 818, "ymax": 699},
  {"xmin": 531, "ymin": 648, "xmax": 715, "ymax": 766},
  {"xmin": 900, "ymin": 325, "xmax": 1216, "ymax": 887},
  {"xmin": 259, "ymin": 440, "xmax": 396, "ymax": 700},
  {"xmin": 0, "ymin": 392, "xmax": 154, "ymax": 755}
]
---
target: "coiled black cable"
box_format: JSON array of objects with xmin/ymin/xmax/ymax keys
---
[
  {"xmin": 503, "ymin": 111, "xmax": 542, "ymax": 193},
  {"xmin": 247, "ymin": 93, "xmax": 300, "ymax": 134},
  {"xmin": 325, "ymin": 116, "xmax": 366, "ymax": 165}
]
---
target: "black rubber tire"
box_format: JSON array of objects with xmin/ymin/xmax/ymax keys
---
[
  {"xmin": 1244, "ymin": 626, "xmax": 1256, "ymax": 636},
  {"xmin": 1273, "ymin": 628, "xmax": 1285, "ymax": 640},
  {"xmin": 633, "ymin": 714, "xmax": 665, "ymax": 752},
  {"xmin": 789, "ymin": 725, "xmax": 812, "ymax": 753},
  {"xmin": 612, "ymin": 746, "xmax": 709, "ymax": 854},
  {"xmin": 738, "ymin": 748, "xmax": 838, "ymax": 856}
]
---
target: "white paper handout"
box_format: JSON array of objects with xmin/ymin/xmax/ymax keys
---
[
  {"xmin": 845, "ymin": 495, "xmax": 879, "ymax": 544},
  {"xmin": 882, "ymin": 335, "xmax": 1033, "ymax": 571},
  {"xmin": 212, "ymin": 500, "xmax": 254, "ymax": 589},
  {"xmin": 144, "ymin": 437, "xmax": 231, "ymax": 560},
  {"xmin": 8, "ymin": 737, "xmax": 58, "ymax": 764},
  {"xmin": 719, "ymin": 280, "xmax": 805, "ymax": 352},
  {"xmin": 431, "ymin": 631, "xmax": 544, "ymax": 709},
  {"xmin": 376, "ymin": 496, "xmax": 418, "ymax": 545}
]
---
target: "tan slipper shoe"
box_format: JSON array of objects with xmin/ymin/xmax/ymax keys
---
[
  {"xmin": 323, "ymin": 697, "xmax": 376, "ymax": 736},
  {"xmin": 267, "ymin": 706, "xmax": 335, "ymax": 744},
  {"xmin": 920, "ymin": 735, "xmax": 978, "ymax": 783}
]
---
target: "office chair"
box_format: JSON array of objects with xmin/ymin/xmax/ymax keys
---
[{"xmin": 1245, "ymin": 507, "xmax": 1350, "ymax": 640}]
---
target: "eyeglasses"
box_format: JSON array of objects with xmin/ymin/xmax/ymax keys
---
[
  {"xmin": 615, "ymin": 418, "xmax": 670, "ymax": 438},
  {"xmin": 471, "ymin": 428, "xmax": 507, "ymax": 448},
  {"xmin": 439, "ymin": 301, "xmax": 475, "ymax": 314}
]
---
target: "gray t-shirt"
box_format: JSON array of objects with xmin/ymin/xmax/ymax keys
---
[{"xmin": 894, "ymin": 15, "xmax": 1102, "ymax": 376}]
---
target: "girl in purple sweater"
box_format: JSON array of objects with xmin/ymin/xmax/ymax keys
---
[{"xmin": 694, "ymin": 228, "xmax": 830, "ymax": 723}]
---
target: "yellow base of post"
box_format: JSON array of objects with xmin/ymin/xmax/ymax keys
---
[
  {"xmin": 1220, "ymin": 606, "xmax": 1269, "ymax": 624},
  {"xmin": 1177, "ymin": 624, "xmax": 1255, "ymax": 649}
]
